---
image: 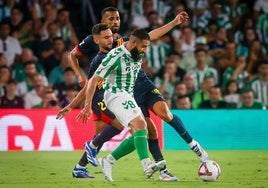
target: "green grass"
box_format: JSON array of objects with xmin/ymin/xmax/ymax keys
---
[{"xmin": 0, "ymin": 150, "xmax": 268, "ymax": 188}]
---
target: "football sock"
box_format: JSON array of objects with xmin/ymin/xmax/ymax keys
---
[
  {"xmin": 148, "ymin": 139, "xmax": 164, "ymax": 162},
  {"xmin": 168, "ymin": 114, "xmax": 193, "ymax": 143},
  {"xmin": 92, "ymin": 124, "xmax": 122, "ymax": 152},
  {"xmin": 134, "ymin": 130, "xmax": 149, "ymax": 160},
  {"xmin": 111, "ymin": 136, "xmax": 135, "ymax": 160},
  {"xmin": 78, "ymin": 152, "xmax": 88, "ymax": 166}
]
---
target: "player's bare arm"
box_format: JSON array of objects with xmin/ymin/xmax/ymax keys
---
[
  {"xmin": 56, "ymin": 81, "xmax": 88, "ymax": 120},
  {"xmin": 76, "ymin": 75, "xmax": 103, "ymax": 124},
  {"xmin": 149, "ymin": 11, "xmax": 189, "ymax": 40},
  {"xmin": 68, "ymin": 48, "xmax": 87, "ymax": 87}
]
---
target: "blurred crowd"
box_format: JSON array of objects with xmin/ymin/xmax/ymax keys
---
[{"xmin": 0, "ymin": 0, "xmax": 267, "ymax": 110}]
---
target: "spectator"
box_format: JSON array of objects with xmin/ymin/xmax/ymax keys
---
[
  {"xmin": 6, "ymin": 6, "xmax": 24, "ymax": 35},
  {"xmin": 142, "ymin": 37, "xmax": 171, "ymax": 78},
  {"xmin": 144, "ymin": 10, "xmax": 161, "ymax": 32},
  {"xmin": 56, "ymin": 8, "xmax": 78, "ymax": 49},
  {"xmin": 40, "ymin": 36, "xmax": 66, "ymax": 76},
  {"xmin": 33, "ymin": 2, "xmax": 57, "ymax": 41},
  {"xmin": 246, "ymin": 40, "xmax": 267, "ymax": 81},
  {"xmin": 59, "ymin": 84, "xmax": 80, "ymax": 108},
  {"xmin": 33, "ymin": 21, "xmax": 60, "ymax": 61},
  {"xmin": 249, "ymin": 59, "xmax": 268, "ymax": 107},
  {"xmin": 33, "ymin": 86, "xmax": 60, "ymax": 109},
  {"xmin": 183, "ymin": 73, "xmax": 196, "ymax": 100},
  {"xmin": 23, "ymin": 73, "xmax": 46, "ymax": 108},
  {"xmin": 155, "ymin": 55, "xmax": 186, "ymax": 99},
  {"xmin": 192, "ymin": 76, "xmax": 215, "ymax": 109},
  {"xmin": 236, "ymin": 27, "xmax": 258, "ymax": 57},
  {"xmin": 203, "ymin": 19, "xmax": 218, "ymax": 43},
  {"xmin": 12, "ymin": 48, "xmax": 45, "ymax": 82},
  {"xmin": 16, "ymin": 61, "xmax": 48, "ymax": 96},
  {"xmin": 53, "ymin": 67, "xmax": 80, "ymax": 101},
  {"xmin": 198, "ymin": 85, "xmax": 228, "ymax": 109},
  {"xmin": 187, "ymin": 48, "xmax": 218, "ymax": 91},
  {"xmin": 0, "ymin": 20, "xmax": 22, "ymax": 67},
  {"xmin": 215, "ymin": 41, "xmax": 237, "ymax": 83},
  {"xmin": 48, "ymin": 51, "xmax": 71, "ymax": 85},
  {"xmin": 255, "ymin": 13, "xmax": 268, "ymax": 52},
  {"xmin": 221, "ymin": 0, "xmax": 249, "ymax": 29},
  {"xmin": 234, "ymin": 14, "xmax": 254, "ymax": 44},
  {"xmin": 223, "ymin": 80, "xmax": 240, "ymax": 108},
  {"xmin": 207, "ymin": 27, "xmax": 227, "ymax": 60},
  {"xmin": 171, "ymin": 82, "xmax": 188, "ymax": 108},
  {"xmin": 131, "ymin": 0, "xmax": 155, "ymax": 29},
  {"xmin": 0, "ymin": 0, "xmax": 18, "ymax": 21},
  {"xmin": 12, "ymin": 18, "xmax": 35, "ymax": 49},
  {"xmin": 0, "ymin": 79, "xmax": 24, "ymax": 108},
  {"xmin": 0, "ymin": 52, "xmax": 7, "ymax": 66},
  {"xmin": 222, "ymin": 55, "xmax": 248, "ymax": 91},
  {"xmin": 173, "ymin": 26, "xmax": 196, "ymax": 57},
  {"xmin": 173, "ymin": 95, "xmax": 192, "ymax": 110},
  {"xmin": 238, "ymin": 89, "xmax": 266, "ymax": 109},
  {"xmin": 253, "ymin": 0, "xmax": 268, "ymax": 19},
  {"xmin": 186, "ymin": 0, "xmax": 209, "ymax": 29},
  {"xmin": 197, "ymin": 1, "xmax": 232, "ymax": 35},
  {"xmin": 0, "ymin": 65, "xmax": 11, "ymax": 96}
]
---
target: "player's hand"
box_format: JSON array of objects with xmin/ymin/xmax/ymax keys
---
[
  {"xmin": 76, "ymin": 107, "xmax": 92, "ymax": 124},
  {"xmin": 78, "ymin": 75, "xmax": 87, "ymax": 87},
  {"xmin": 174, "ymin": 11, "xmax": 189, "ymax": 25},
  {"xmin": 56, "ymin": 106, "xmax": 72, "ymax": 120}
]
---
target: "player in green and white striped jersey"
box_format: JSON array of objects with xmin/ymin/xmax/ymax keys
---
[
  {"xmin": 78, "ymin": 29, "xmax": 162, "ymax": 181},
  {"xmin": 76, "ymin": 11, "xmax": 190, "ymax": 182},
  {"xmin": 96, "ymin": 45, "xmax": 142, "ymax": 94}
]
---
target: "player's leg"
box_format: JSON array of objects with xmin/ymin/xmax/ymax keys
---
[
  {"xmin": 145, "ymin": 117, "xmax": 179, "ymax": 181},
  {"xmin": 152, "ymin": 100, "xmax": 209, "ymax": 161},
  {"xmin": 72, "ymin": 119, "xmax": 107, "ymax": 178},
  {"xmin": 99, "ymin": 92, "xmax": 164, "ymax": 181}
]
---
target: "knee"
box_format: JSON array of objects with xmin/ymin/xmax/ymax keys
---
[
  {"xmin": 156, "ymin": 110, "xmax": 173, "ymax": 122},
  {"xmin": 153, "ymin": 101, "xmax": 173, "ymax": 122}
]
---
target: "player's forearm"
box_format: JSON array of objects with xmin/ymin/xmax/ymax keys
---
[
  {"xmin": 149, "ymin": 20, "xmax": 177, "ymax": 40},
  {"xmin": 68, "ymin": 50, "xmax": 85, "ymax": 78},
  {"xmin": 84, "ymin": 76, "xmax": 99, "ymax": 110}
]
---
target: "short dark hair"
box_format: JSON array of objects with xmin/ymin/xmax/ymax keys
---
[
  {"xmin": 64, "ymin": 67, "xmax": 74, "ymax": 73},
  {"xmin": 23, "ymin": 61, "xmax": 35, "ymax": 68},
  {"xmin": 131, "ymin": 29, "xmax": 150, "ymax": 41},
  {"xmin": 194, "ymin": 47, "xmax": 207, "ymax": 54},
  {"xmin": 92, "ymin": 23, "xmax": 110, "ymax": 35},
  {"xmin": 101, "ymin": 7, "xmax": 118, "ymax": 16},
  {"xmin": 7, "ymin": 78, "xmax": 17, "ymax": 85}
]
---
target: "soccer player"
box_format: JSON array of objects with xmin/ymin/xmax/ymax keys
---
[
  {"xmin": 76, "ymin": 28, "xmax": 168, "ymax": 182},
  {"xmin": 58, "ymin": 7, "xmax": 208, "ymax": 180}
]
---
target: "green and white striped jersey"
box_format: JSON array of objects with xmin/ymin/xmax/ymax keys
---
[{"xmin": 95, "ymin": 44, "xmax": 141, "ymax": 94}]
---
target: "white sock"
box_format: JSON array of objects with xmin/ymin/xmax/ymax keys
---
[
  {"xmin": 76, "ymin": 164, "xmax": 86, "ymax": 169},
  {"xmin": 89, "ymin": 141, "xmax": 97, "ymax": 149},
  {"xmin": 106, "ymin": 154, "xmax": 116, "ymax": 164},
  {"xmin": 189, "ymin": 140, "xmax": 197, "ymax": 148},
  {"xmin": 141, "ymin": 158, "xmax": 151, "ymax": 169}
]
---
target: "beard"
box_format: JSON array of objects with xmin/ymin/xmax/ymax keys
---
[
  {"xmin": 103, "ymin": 45, "xmax": 112, "ymax": 52},
  {"xmin": 130, "ymin": 47, "xmax": 143, "ymax": 61}
]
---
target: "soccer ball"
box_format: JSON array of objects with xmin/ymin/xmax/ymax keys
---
[{"xmin": 198, "ymin": 160, "xmax": 221, "ymax": 181}]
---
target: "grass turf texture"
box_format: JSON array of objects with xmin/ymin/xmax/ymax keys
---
[{"xmin": 0, "ymin": 150, "xmax": 267, "ymax": 188}]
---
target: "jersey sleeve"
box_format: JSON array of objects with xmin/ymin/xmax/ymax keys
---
[
  {"xmin": 95, "ymin": 50, "xmax": 120, "ymax": 79},
  {"xmin": 77, "ymin": 35, "xmax": 99, "ymax": 57}
]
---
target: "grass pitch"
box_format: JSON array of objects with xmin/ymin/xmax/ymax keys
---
[{"xmin": 0, "ymin": 150, "xmax": 267, "ymax": 188}]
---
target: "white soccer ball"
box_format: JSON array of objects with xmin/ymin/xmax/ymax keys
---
[{"xmin": 198, "ymin": 160, "xmax": 221, "ymax": 181}]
